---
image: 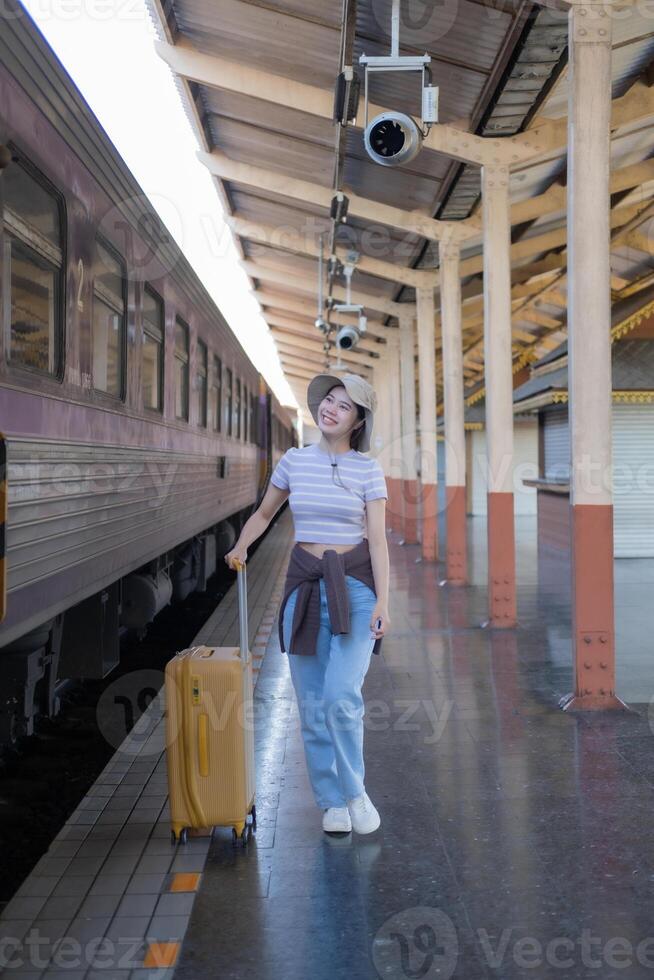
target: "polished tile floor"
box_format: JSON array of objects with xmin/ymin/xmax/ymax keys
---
[{"xmin": 175, "ymin": 516, "xmax": 654, "ymax": 980}]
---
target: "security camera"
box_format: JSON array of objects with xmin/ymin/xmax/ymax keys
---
[
  {"xmin": 364, "ymin": 112, "xmax": 423, "ymax": 168},
  {"xmin": 358, "ymin": 0, "xmax": 438, "ymax": 169},
  {"xmin": 336, "ymin": 325, "xmax": 360, "ymax": 350}
]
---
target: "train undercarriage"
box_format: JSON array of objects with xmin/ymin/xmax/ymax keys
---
[{"xmin": 0, "ymin": 512, "xmax": 247, "ymax": 752}]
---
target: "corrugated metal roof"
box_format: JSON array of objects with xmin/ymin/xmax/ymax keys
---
[
  {"xmin": 514, "ymin": 340, "xmax": 654, "ymax": 405},
  {"xmin": 201, "ymin": 88, "xmax": 334, "ymax": 148},
  {"xmin": 146, "ymin": 0, "xmax": 654, "ymax": 412},
  {"xmin": 174, "ymin": 0, "xmax": 341, "ymax": 87},
  {"xmin": 355, "ymin": 0, "xmax": 515, "ymax": 72}
]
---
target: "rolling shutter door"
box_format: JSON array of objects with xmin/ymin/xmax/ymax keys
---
[
  {"xmin": 543, "ymin": 407, "xmax": 570, "ymax": 481},
  {"xmin": 514, "ymin": 421, "xmax": 538, "ymax": 515},
  {"xmin": 612, "ymin": 404, "xmax": 654, "ymax": 557},
  {"xmin": 468, "ymin": 423, "xmax": 538, "ymax": 516}
]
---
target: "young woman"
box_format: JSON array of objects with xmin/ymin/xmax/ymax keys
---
[{"xmin": 225, "ymin": 372, "xmax": 390, "ymax": 835}]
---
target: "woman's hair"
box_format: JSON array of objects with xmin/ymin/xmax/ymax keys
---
[
  {"xmin": 326, "ymin": 384, "xmax": 366, "ymax": 451},
  {"xmin": 350, "ymin": 403, "xmax": 366, "ymax": 451}
]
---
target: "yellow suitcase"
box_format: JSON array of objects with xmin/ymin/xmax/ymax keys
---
[{"xmin": 165, "ymin": 560, "xmax": 256, "ymax": 847}]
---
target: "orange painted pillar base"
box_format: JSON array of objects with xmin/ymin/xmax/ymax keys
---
[
  {"xmin": 487, "ymin": 491, "xmax": 516, "ymax": 627},
  {"xmin": 402, "ymin": 479, "xmax": 419, "ymax": 544},
  {"xmin": 445, "ymin": 485, "xmax": 467, "ymax": 585},
  {"xmin": 421, "ymin": 481, "xmax": 439, "ymax": 562},
  {"xmin": 561, "ymin": 504, "xmax": 628, "ymax": 711}
]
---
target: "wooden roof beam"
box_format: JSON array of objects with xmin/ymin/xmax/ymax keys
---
[
  {"xmin": 154, "ymin": 38, "xmax": 519, "ymax": 168},
  {"xmin": 460, "ymin": 200, "xmax": 645, "ymax": 278},
  {"xmin": 255, "ymin": 290, "xmax": 385, "ymax": 323},
  {"xmin": 520, "ymin": 309, "xmax": 564, "ymax": 330},
  {"xmin": 263, "ymin": 308, "xmax": 386, "ymax": 342},
  {"xmin": 508, "ymin": 157, "xmax": 654, "ymax": 229},
  {"xmin": 265, "ymin": 314, "xmax": 384, "ymax": 350},
  {"xmin": 279, "ymin": 351, "xmax": 372, "ymax": 377},
  {"xmin": 274, "ymin": 340, "xmax": 374, "ymax": 372},
  {"xmin": 241, "ymin": 261, "xmax": 406, "ymax": 317},
  {"xmin": 230, "ymin": 215, "xmax": 436, "ymax": 289},
  {"xmin": 199, "ymin": 150, "xmax": 473, "ymax": 245},
  {"xmin": 265, "ymin": 311, "xmax": 385, "ymax": 345}
]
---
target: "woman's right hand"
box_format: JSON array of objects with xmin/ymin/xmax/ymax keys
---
[{"xmin": 224, "ymin": 544, "xmax": 248, "ymax": 570}]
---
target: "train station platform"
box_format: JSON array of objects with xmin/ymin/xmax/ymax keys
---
[{"xmin": 4, "ymin": 511, "xmax": 654, "ymax": 979}]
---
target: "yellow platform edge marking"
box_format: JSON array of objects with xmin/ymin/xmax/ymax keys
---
[
  {"xmin": 170, "ymin": 872, "xmax": 201, "ymax": 892},
  {"xmin": 143, "ymin": 941, "xmax": 180, "ymax": 968}
]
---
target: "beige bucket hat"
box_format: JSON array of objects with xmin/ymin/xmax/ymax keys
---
[{"xmin": 307, "ymin": 372, "xmax": 378, "ymax": 453}]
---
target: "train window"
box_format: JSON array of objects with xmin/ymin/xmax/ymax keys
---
[
  {"xmin": 92, "ymin": 238, "xmax": 126, "ymax": 398},
  {"xmin": 211, "ymin": 355, "xmax": 222, "ymax": 432},
  {"xmin": 142, "ymin": 286, "xmax": 164, "ymax": 412},
  {"xmin": 225, "ymin": 367, "xmax": 233, "ymax": 436},
  {"xmin": 2, "ymin": 154, "xmax": 64, "ymax": 376},
  {"xmin": 235, "ymin": 378, "xmax": 241, "ymax": 439},
  {"xmin": 250, "ymin": 392, "xmax": 257, "ymax": 444},
  {"xmin": 174, "ymin": 317, "xmax": 189, "ymax": 422},
  {"xmin": 196, "ymin": 339, "xmax": 207, "ymax": 428},
  {"xmin": 243, "ymin": 383, "xmax": 248, "ymax": 442}
]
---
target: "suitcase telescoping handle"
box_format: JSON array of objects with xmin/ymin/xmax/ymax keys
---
[{"xmin": 231, "ymin": 558, "xmax": 249, "ymax": 662}]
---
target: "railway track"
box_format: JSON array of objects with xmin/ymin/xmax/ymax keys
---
[{"xmin": 0, "ymin": 530, "xmax": 271, "ymax": 911}]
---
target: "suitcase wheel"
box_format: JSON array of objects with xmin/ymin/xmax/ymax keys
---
[
  {"xmin": 171, "ymin": 827, "xmax": 189, "ymax": 846},
  {"xmin": 232, "ymin": 822, "xmax": 251, "ymax": 848}
]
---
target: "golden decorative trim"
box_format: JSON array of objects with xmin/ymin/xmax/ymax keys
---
[
  {"xmin": 464, "ymin": 422, "xmax": 484, "ymax": 430},
  {"xmin": 513, "ymin": 348, "xmax": 539, "ymax": 372},
  {"xmin": 532, "ymin": 356, "xmax": 568, "ymax": 378},
  {"xmin": 465, "ymin": 348, "xmax": 538, "ymax": 406},
  {"xmin": 465, "ymin": 298, "xmax": 654, "ymax": 409},
  {"xmin": 512, "ymin": 391, "xmax": 568, "ymax": 413},
  {"xmin": 612, "ymin": 390, "xmax": 654, "ymax": 404},
  {"xmin": 611, "ymin": 298, "xmax": 654, "ymax": 342},
  {"xmin": 466, "ymin": 388, "xmax": 485, "ymax": 406},
  {"xmin": 513, "ymin": 389, "xmax": 654, "ymax": 413}
]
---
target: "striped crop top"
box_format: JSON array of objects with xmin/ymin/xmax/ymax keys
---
[{"xmin": 269, "ymin": 443, "xmax": 388, "ymax": 544}]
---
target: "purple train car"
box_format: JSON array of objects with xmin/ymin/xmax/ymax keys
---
[{"xmin": 0, "ymin": 4, "xmax": 297, "ymax": 747}]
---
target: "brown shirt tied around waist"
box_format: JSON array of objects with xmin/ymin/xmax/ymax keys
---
[{"xmin": 278, "ymin": 538, "xmax": 382, "ymax": 657}]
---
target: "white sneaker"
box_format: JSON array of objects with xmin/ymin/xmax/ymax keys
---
[
  {"xmin": 322, "ymin": 806, "xmax": 352, "ymax": 833},
  {"xmin": 347, "ymin": 792, "xmax": 381, "ymax": 834}
]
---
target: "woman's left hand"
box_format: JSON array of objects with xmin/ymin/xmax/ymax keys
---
[{"xmin": 370, "ymin": 604, "xmax": 390, "ymax": 639}]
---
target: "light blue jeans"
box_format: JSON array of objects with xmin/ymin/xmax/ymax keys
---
[{"xmin": 282, "ymin": 574, "xmax": 378, "ymax": 809}]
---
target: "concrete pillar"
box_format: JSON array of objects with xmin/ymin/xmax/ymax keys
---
[
  {"xmin": 416, "ymin": 286, "xmax": 439, "ymax": 562},
  {"xmin": 481, "ymin": 163, "xmax": 516, "ymax": 627},
  {"xmin": 441, "ymin": 241, "xmax": 467, "ymax": 585},
  {"xmin": 384, "ymin": 331, "xmax": 403, "ymax": 532},
  {"xmin": 399, "ymin": 309, "xmax": 419, "ymax": 544},
  {"xmin": 372, "ymin": 357, "xmax": 388, "ymax": 460},
  {"xmin": 564, "ymin": 3, "xmax": 623, "ymax": 710},
  {"xmin": 376, "ymin": 354, "xmax": 394, "ymax": 543}
]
